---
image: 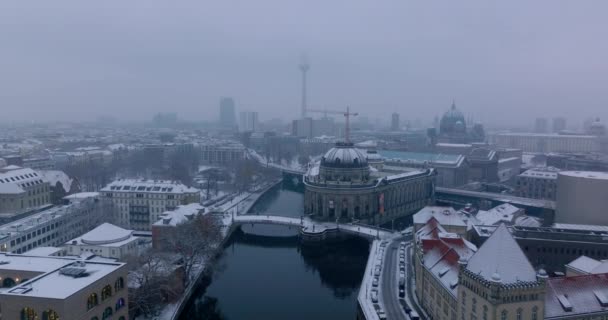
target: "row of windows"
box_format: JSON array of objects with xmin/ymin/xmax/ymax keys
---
[
  {"xmin": 20, "ymin": 307, "xmax": 58, "ymax": 320},
  {"xmin": 0, "ymin": 171, "xmax": 40, "ymax": 184},
  {"xmin": 87, "ymin": 278, "xmax": 125, "ymax": 310}
]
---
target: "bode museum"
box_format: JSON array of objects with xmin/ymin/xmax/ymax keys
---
[{"xmin": 303, "ymin": 141, "xmax": 436, "ymax": 225}]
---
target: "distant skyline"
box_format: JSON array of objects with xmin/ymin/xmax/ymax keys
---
[{"xmin": 1, "ymin": 0, "xmax": 607, "ymax": 126}]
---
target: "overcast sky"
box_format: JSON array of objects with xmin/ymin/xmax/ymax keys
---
[{"xmin": 1, "ymin": 0, "xmax": 607, "ymax": 127}]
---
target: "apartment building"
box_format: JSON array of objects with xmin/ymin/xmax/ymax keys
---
[{"xmin": 100, "ymin": 179, "xmax": 200, "ymax": 231}]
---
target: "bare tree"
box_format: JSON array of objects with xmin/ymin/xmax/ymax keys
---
[
  {"xmin": 161, "ymin": 214, "xmax": 223, "ymax": 286},
  {"xmin": 125, "ymin": 251, "xmax": 179, "ymax": 318}
]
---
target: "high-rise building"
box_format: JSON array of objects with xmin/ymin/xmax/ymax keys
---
[
  {"xmin": 299, "ymin": 57, "xmax": 310, "ymax": 118},
  {"xmin": 534, "ymin": 117, "xmax": 548, "ymax": 133},
  {"xmin": 239, "ymin": 111, "xmax": 259, "ymax": 132},
  {"xmin": 292, "ymin": 118, "xmax": 313, "ymax": 138},
  {"xmin": 219, "ymin": 97, "xmax": 237, "ymax": 129},
  {"xmin": 552, "ymin": 117, "xmax": 566, "ymax": 133},
  {"xmin": 391, "ymin": 113, "xmax": 400, "ymax": 131}
]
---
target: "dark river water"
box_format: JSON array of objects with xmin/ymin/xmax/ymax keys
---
[{"xmin": 179, "ymin": 183, "xmax": 370, "ymax": 320}]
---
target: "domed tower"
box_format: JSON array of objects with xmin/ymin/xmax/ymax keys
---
[
  {"xmin": 319, "ymin": 142, "xmax": 371, "ymax": 182},
  {"xmin": 440, "ymin": 101, "xmax": 467, "ymax": 135}
]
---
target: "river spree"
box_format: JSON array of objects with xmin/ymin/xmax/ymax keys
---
[{"xmin": 179, "ymin": 183, "xmax": 370, "ymax": 320}]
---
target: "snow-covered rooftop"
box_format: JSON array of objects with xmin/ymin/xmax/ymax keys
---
[
  {"xmin": 0, "ymin": 166, "xmax": 45, "ymax": 193},
  {"xmin": 39, "ymin": 170, "xmax": 73, "ymax": 192},
  {"xmin": 466, "ymin": 224, "xmax": 537, "ymax": 284},
  {"xmin": 545, "ymin": 273, "xmax": 608, "ymax": 318},
  {"xmin": 23, "ymin": 246, "xmax": 63, "ymax": 257},
  {"xmin": 474, "ymin": 204, "xmax": 523, "ymax": 226},
  {"xmin": 413, "ymin": 206, "xmax": 468, "ymax": 228},
  {"xmin": 101, "ymin": 179, "xmax": 199, "ymax": 194},
  {"xmin": 67, "ymin": 223, "xmax": 137, "ymax": 247},
  {"xmin": 519, "ymin": 167, "xmax": 559, "ymax": 179},
  {"xmin": 566, "ymin": 256, "xmax": 608, "ymax": 275},
  {"xmin": 559, "ymin": 170, "xmax": 608, "ymax": 180},
  {"xmin": 4, "ymin": 259, "xmax": 125, "ymax": 299},
  {"xmin": 153, "ymin": 203, "xmax": 206, "ymax": 227},
  {"xmin": 416, "ymin": 218, "xmax": 477, "ymax": 297}
]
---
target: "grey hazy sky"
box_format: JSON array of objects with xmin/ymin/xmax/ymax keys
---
[{"xmin": 1, "ymin": 0, "xmax": 607, "ymax": 127}]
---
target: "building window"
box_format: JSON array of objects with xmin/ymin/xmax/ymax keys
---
[
  {"xmin": 42, "ymin": 309, "xmax": 59, "ymax": 320},
  {"xmin": 101, "ymin": 285, "xmax": 112, "ymax": 300},
  {"xmin": 87, "ymin": 292, "xmax": 99, "ymax": 309},
  {"xmin": 501, "ymin": 310, "xmax": 508, "ymax": 320},
  {"xmin": 20, "ymin": 307, "xmax": 37, "ymax": 320},
  {"xmin": 102, "ymin": 307, "xmax": 113, "ymax": 320},
  {"xmin": 115, "ymin": 277, "xmax": 124, "ymax": 291},
  {"xmin": 532, "ymin": 306, "xmax": 538, "ymax": 320},
  {"xmin": 1, "ymin": 277, "xmax": 18, "ymax": 288},
  {"xmin": 516, "ymin": 308, "xmax": 522, "ymax": 320},
  {"xmin": 115, "ymin": 298, "xmax": 125, "ymax": 311}
]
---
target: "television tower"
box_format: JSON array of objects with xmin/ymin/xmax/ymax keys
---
[{"xmin": 299, "ymin": 55, "xmax": 310, "ymax": 118}]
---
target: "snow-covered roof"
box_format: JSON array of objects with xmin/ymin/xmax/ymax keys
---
[
  {"xmin": 417, "ymin": 218, "xmax": 477, "ymax": 297},
  {"xmin": 153, "ymin": 203, "xmax": 206, "ymax": 227},
  {"xmin": 322, "ymin": 144, "xmax": 368, "ymax": 167},
  {"xmin": 3, "ymin": 259, "xmax": 125, "ymax": 299},
  {"xmin": 413, "ymin": 207, "xmax": 468, "ymax": 228},
  {"xmin": 68, "ymin": 223, "xmax": 137, "ymax": 247},
  {"xmin": 552, "ymin": 223, "xmax": 608, "ymax": 233},
  {"xmin": 493, "ymin": 132, "xmax": 597, "ymax": 139},
  {"xmin": 474, "ymin": 204, "xmax": 522, "ymax": 226},
  {"xmin": 545, "ymin": 273, "xmax": 608, "ymax": 319},
  {"xmin": 466, "ymin": 224, "xmax": 537, "ymax": 284},
  {"xmin": 0, "ymin": 167, "xmax": 45, "ymax": 192},
  {"xmin": 566, "ymin": 256, "xmax": 608, "ymax": 275},
  {"xmin": 23, "ymin": 246, "xmax": 63, "ymax": 257},
  {"xmin": 0, "ymin": 253, "xmax": 70, "ymax": 273},
  {"xmin": 63, "ymin": 192, "xmax": 99, "ymax": 201},
  {"xmin": 39, "ymin": 170, "xmax": 73, "ymax": 192},
  {"xmin": 0, "ymin": 183, "xmax": 25, "ymax": 194},
  {"xmin": 101, "ymin": 179, "xmax": 199, "ymax": 194},
  {"xmin": 559, "ymin": 170, "xmax": 608, "ymax": 180},
  {"xmin": 519, "ymin": 167, "xmax": 559, "ymax": 179}
]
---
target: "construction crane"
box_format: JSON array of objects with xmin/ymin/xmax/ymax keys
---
[{"xmin": 308, "ymin": 106, "xmax": 358, "ymax": 143}]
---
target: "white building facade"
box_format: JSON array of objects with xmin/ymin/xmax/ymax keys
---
[
  {"xmin": 65, "ymin": 223, "xmax": 139, "ymax": 260},
  {"xmin": 0, "ymin": 165, "xmax": 51, "ymax": 216},
  {"xmin": 0, "ymin": 193, "xmax": 108, "ymax": 254},
  {"xmin": 100, "ymin": 179, "xmax": 201, "ymax": 231}
]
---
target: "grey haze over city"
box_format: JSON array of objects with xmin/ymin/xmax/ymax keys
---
[{"xmin": 1, "ymin": 0, "xmax": 607, "ymax": 126}]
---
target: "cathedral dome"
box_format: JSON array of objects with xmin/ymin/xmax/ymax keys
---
[
  {"xmin": 321, "ymin": 142, "xmax": 368, "ymax": 168},
  {"xmin": 440, "ymin": 102, "xmax": 467, "ymax": 135}
]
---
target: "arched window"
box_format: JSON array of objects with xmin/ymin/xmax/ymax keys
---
[
  {"xmin": 42, "ymin": 309, "xmax": 59, "ymax": 320},
  {"xmin": 114, "ymin": 277, "xmax": 124, "ymax": 291},
  {"xmin": 115, "ymin": 298, "xmax": 125, "ymax": 311},
  {"xmin": 101, "ymin": 285, "xmax": 112, "ymax": 300},
  {"xmin": 532, "ymin": 306, "xmax": 538, "ymax": 320},
  {"xmin": 91, "ymin": 317, "xmax": 99, "ymax": 320},
  {"xmin": 119, "ymin": 317, "xmax": 126, "ymax": 320},
  {"xmin": 102, "ymin": 307, "xmax": 113, "ymax": 320},
  {"xmin": 20, "ymin": 307, "xmax": 37, "ymax": 320},
  {"xmin": 501, "ymin": 310, "xmax": 508, "ymax": 320},
  {"xmin": 3, "ymin": 277, "xmax": 16, "ymax": 288},
  {"xmin": 516, "ymin": 308, "xmax": 522, "ymax": 320},
  {"xmin": 87, "ymin": 293, "xmax": 99, "ymax": 310}
]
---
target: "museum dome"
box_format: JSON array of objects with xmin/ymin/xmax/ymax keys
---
[
  {"xmin": 321, "ymin": 142, "xmax": 368, "ymax": 168},
  {"xmin": 440, "ymin": 102, "xmax": 467, "ymax": 134}
]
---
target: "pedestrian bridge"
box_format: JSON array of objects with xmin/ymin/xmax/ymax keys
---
[{"xmin": 233, "ymin": 214, "xmax": 396, "ymax": 240}]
